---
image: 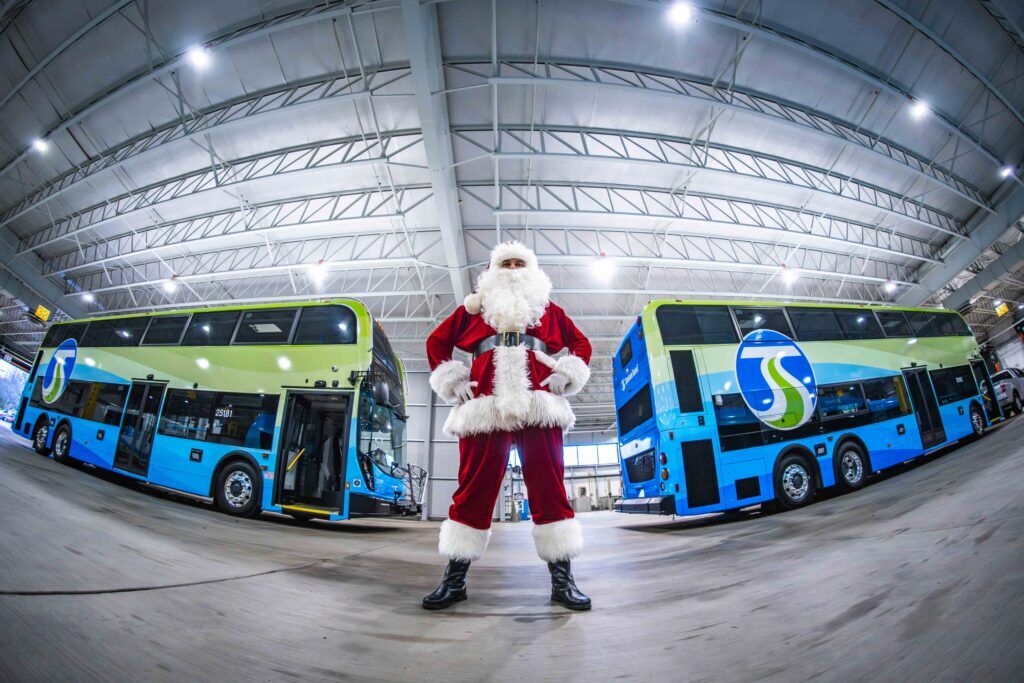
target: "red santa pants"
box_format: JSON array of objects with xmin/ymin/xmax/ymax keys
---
[{"xmin": 448, "ymin": 424, "xmax": 574, "ymax": 530}]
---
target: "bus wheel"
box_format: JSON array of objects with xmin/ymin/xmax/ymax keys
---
[
  {"xmin": 970, "ymin": 404, "xmax": 986, "ymax": 438},
  {"xmin": 32, "ymin": 420, "xmax": 51, "ymax": 456},
  {"xmin": 52, "ymin": 425, "xmax": 73, "ymax": 463},
  {"xmin": 215, "ymin": 461, "xmax": 261, "ymax": 518},
  {"xmin": 836, "ymin": 442, "xmax": 868, "ymax": 492},
  {"xmin": 775, "ymin": 454, "xmax": 816, "ymax": 510}
]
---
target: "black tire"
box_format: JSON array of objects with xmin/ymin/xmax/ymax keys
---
[
  {"xmin": 51, "ymin": 424, "xmax": 73, "ymax": 463},
  {"xmin": 969, "ymin": 403, "xmax": 986, "ymax": 439},
  {"xmin": 214, "ymin": 460, "xmax": 261, "ymax": 518},
  {"xmin": 1013, "ymin": 392, "xmax": 1022, "ymax": 416},
  {"xmin": 774, "ymin": 453, "xmax": 816, "ymax": 510},
  {"xmin": 835, "ymin": 441, "xmax": 868, "ymax": 492},
  {"xmin": 32, "ymin": 420, "xmax": 51, "ymax": 455}
]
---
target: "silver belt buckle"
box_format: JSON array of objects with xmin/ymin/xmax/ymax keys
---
[{"xmin": 500, "ymin": 331, "xmax": 519, "ymax": 347}]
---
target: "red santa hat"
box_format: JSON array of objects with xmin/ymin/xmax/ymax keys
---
[{"xmin": 464, "ymin": 241, "xmax": 541, "ymax": 314}]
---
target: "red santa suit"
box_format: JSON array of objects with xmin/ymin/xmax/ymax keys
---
[{"xmin": 427, "ymin": 242, "xmax": 592, "ymax": 564}]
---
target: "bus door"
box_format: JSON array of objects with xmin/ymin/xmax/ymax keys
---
[
  {"xmin": 277, "ymin": 392, "xmax": 350, "ymax": 510},
  {"xmin": 113, "ymin": 382, "xmax": 166, "ymax": 476},
  {"xmin": 970, "ymin": 359, "xmax": 1002, "ymax": 423},
  {"xmin": 901, "ymin": 367, "xmax": 946, "ymax": 448}
]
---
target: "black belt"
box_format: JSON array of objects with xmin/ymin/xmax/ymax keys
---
[{"xmin": 474, "ymin": 332, "xmax": 548, "ymax": 358}]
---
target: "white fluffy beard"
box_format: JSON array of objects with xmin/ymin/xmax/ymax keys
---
[{"xmin": 474, "ymin": 266, "xmax": 552, "ymax": 332}]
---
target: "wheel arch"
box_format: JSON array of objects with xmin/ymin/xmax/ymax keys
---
[
  {"xmin": 208, "ymin": 450, "xmax": 262, "ymax": 499},
  {"xmin": 32, "ymin": 413, "xmax": 51, "ymax": 438},
  {"xmin": 772, "ymin": 444, "xmax": 821, "ymax": 490},
  {"xmin": 833, "ymin": 433, "xmax": 871, "ymax": 476}
]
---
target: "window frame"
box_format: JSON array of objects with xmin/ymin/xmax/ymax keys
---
[
  {"xmin": 140, "ymin": 314, "xmax": 192, "ymax": 346},
  {"xmin": 230, "ymin": 308, "xmax": 300, "ymax": 346},
  {"xmin": 291, "ymin": 304, "xmax": 359, "ymax": 345},
  {"xmin": 655, "ymin": 304, "xmax": 739, "ymax": 345},
  {"xmin": 786, "ymin": 307, "xmax": 844, "ymax": 342},
  {"xmin": 815, "ymin": 382, "xmax": 870, "ymax": 422},
  {"xmin": 181, "ymin": 310, "xmax": 244, "ymax": 347},
  {"xmin": 874, "ymin": 310, "xmax": 914, "ymax": 338}
]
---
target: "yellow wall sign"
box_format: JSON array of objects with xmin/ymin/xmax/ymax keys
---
[
  {"xmin": 995, "ymin": 302, "xmax": 1009, "ymax": 317},
  {"xmin": 34, "ymin": 304, "xmax": 51, "ymax": 322}
]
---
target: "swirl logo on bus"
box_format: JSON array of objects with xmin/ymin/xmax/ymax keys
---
[
  {"xmin": 735, "ymin": 330, "xmax": 817, "ymax": 431},
  {"xmin": 41, "ymin": 338, "xmax": 78, "ymax": 404}
]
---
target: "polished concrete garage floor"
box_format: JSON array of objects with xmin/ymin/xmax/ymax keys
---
[{"xmin": 1, "ymin": 421, "xmax": 1023, "ymax": 682}]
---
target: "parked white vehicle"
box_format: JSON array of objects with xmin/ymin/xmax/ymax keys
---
[{"xmin": 991, "ymin": 367, "xmax": 1024, "ymax": 414}]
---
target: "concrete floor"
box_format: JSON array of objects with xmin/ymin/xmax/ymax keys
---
[{"xmin": 0, "ymin": 420, "xmax": 1022, "ymax": 683}]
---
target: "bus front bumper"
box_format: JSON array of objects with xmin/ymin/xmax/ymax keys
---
[{"xmin": 615, "ymin": 496, "xmax": 676, "ymax": 515}]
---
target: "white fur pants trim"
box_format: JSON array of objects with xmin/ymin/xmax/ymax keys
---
[
  {"xmin": 439, "ymin": 519, "xmax": 491, "ymax": 561},
  {"xmin": 532, "ymin": 518, "xmax": 583, "ymax": 562}
]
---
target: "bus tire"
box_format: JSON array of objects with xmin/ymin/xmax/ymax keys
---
[
  {"xmin": 835, "ymin": 441, "xmax": 868, "ymax": 492},
  {"xmin": 52, "ymin": 423, "xmax": 73, "ymax": 464},
  {"xmin": 774, "ymin": 452, "xmax": 816, "ymax": 510},
  {"xmin": 32, "ymin": 419, "xmax": 51, "ymax": 456},
  {"xmin": 969, "ymin": 403, "xmax": 986, "ymax": 439},
  {"xmin": 214, "ymin": 460, "xmax": 261, "ymax": 518}
]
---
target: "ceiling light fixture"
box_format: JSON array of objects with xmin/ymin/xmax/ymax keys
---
[
  {"xmin": 82, "ymin": 292, "xmax": 95, "ymax": 302},
  {"xmin": 1001, "ymin": 166, "xmax": 1015, "ymax": 179},
  {"xmin": 32, "ymin": 138, "xmax": 49, "ymax": 153},
  {"xmin": 187, "ymin": 46, "xmax": 211, "ymax": 70},
  {"xmin": 162, "ymin": 277, "xmax": 178, "ymax": 294},
  {"xmin": 667, "ymin": 2, "xmax": 695, "ymax": 25},
  {"xmin": 593, "ymin": 253, "xmax": 616, "ymax": 281},
  {"xmin": 780, "ymin": 265, "xmax": 799, "ymax": 285},
  {"xmin": 309, "ymin": 260, "xmax": 327, "ymax": 288},
  {"xmin": 909, "ymin": 100, "xmax": 929, "ymax": 120},
  {"xmin": 883, "ymin": 280, "xmax": 897, "ymax": 294}
]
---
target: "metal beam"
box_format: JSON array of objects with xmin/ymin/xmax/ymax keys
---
[
  {"xmin": 462, "ymin": 181, "xmax": 943, "ymax": 263},
  {"xmin": 0, "ymin": 66, "xmax": 412, "ymax": 230},
  {"xmin": 876, "ymin": 0, "xmax": 1024, "ymax": 129},
  {"xmin": 977, "ymin": 0, "xmax": 1024, "ymax": 55},
  {"xmin": 0, "ymin": 230, "xmax": 86, "ymax": 320},
  {"xmin": 0, "ymin": 1, "xmax": 400, "ymax": 180},
  {"xmin": 0, "ymin": 0, "xmax": 133, "ymax": 113},
  {"xmin": 401, "ymin": 0, "xmax": 470, "ymax": 301},
  {"xmin": 900, "ymin": 181, "xmax": 1024, "ymax": 307},
  {"xmin": 18, "ymin": 132, "xmax": 425, "ymax": 254},
  {"xmin": 450, "ymin": 59, "xmax": 992, "ymax": 211},
  {"xmin": 458, "ymin": 124, "xmax": 967, "ymax": 236}
]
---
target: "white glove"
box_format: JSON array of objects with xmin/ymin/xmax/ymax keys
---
[
  {"xmin": 454, "ymin": 380, "xmax": 478, "ymax": 403},
  {"xmin": 541, "ymin": 372, "xmax": 570, "ymax": 395}
]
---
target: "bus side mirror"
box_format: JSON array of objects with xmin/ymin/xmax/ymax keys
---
[{"xmin": 374, "ymin": 381, "xmax": 390, "ymax": 406}]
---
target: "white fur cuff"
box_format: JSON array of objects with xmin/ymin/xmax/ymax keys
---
[
  {"xmin": 429, "ymin": 360, "xmax": 470, "ymax": 403},
  {"xmin": 532, "ymin": 518, "xmax": 583, "ymax": 562},
  {"xmin": 439, "ymin": 519, "xmax": 491, "ymax": 561},
  {"xmin": 553, "ymin": 355, "xmax": 590, "ymax": 396}
]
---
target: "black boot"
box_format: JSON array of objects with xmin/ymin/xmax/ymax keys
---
[
  {"xmin": 548, "ymin": 560, "xmax": 591, "ymax": 611},
  {"xmin": 422, "ymin": 559, "xmax": 470, "ymax": 610}
]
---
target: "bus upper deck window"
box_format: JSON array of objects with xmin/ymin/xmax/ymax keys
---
[
  {"xmin": 183, "ymin": 311, "xmax": 240, "ymax": 346},
  {"xmin": 733, "ymin": 307, "xmax": 793, "ymax": 338},
  {"xmin": 293, "ymin": 306, "xmax": 357, "ymax": 344}
]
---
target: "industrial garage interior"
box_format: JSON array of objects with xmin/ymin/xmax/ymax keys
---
[{"xmin": 1, "ymin": 0, "xmax": 1023, "ymax": 680}]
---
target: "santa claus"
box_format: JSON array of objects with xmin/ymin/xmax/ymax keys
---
[{"xmin": 422, "ymin": 241, "xmax": 593, "ymax": 611}]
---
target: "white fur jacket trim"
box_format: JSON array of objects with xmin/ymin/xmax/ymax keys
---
[{"xmin": 429, "ymin": 359, "xmax": 470, "ymax": 404}]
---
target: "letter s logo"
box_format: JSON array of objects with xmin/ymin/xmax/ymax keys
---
[
  {"xmin": 42, "ymin": 338, "xmax": 77, "ymax": 404},
  {"xmin": 735, "ymin": 330, "xmax": 816, "ymax": 430}
]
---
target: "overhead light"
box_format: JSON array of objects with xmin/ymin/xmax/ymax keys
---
[
  {"xmin": 884, "ymin": 280, "xmax": 897, "ymax": 294},
  {"xmin": 592, "ymin": 253, "xmax": 616, "ymax": 281},
  {"xmin": 994, "ymin": 299, "xmax": 1004, "ymax": 307},
  {"xmin": 909, "ymin": 100, "xmax": 929, "ymax": 120},
  {"xmin": 32, "ymin": 138, "xmax": 49, "ymax": 153},
  {"xmin": 187, "ymin": 46, "xmax": 211, "ymax": 70},
  {"xmin": 309, "ymin": 261, "xmax": 327, "ymax": 288},
  {"xmin": 667, "ymin": 2, "xmax": 695, "ymax": 25},
  {"xmin": 1001, "ymin": 166, "xmax": 1015, "ymax": 179},
  {"xmin": 780, "ymin": 266, "xmax": 799, "ymax": 285},
  {"xmin": 82, "ymin": 291, "xmax": 95, "ymax": 303},
  {"xmin": 162, "ymin": 278, "xmax": 178, "ymax": 293}
]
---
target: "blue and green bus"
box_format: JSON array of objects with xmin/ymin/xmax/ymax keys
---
[
  {"xmin": 13, "ymin": 299, "xmax": 422, "ymax": 520},
  {"xmin": 612, "ymin": 300, "xmax": 1000, "ymax": 515}
]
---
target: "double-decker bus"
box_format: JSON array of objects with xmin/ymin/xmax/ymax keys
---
[
  {"xmin": 12, "ymin": 300, "xmax": 423, "ymax": 521},
  {"xmin": 612, "ymin": 300, "xmax": 1000, "ymax": 516}
]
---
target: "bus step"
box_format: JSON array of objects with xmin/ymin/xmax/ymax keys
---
[{"xmin": 280, "ymin": 504, "xmax": 336, "ymax": 517}]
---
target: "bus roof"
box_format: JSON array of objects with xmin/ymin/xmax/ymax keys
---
[
  {"xmin": 641, "ymin": 299, "xmax": 960, "ymax": 317},
  {"xmin": 47, "ymin": 298, "xmax": 371, "ymax": 326}
]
